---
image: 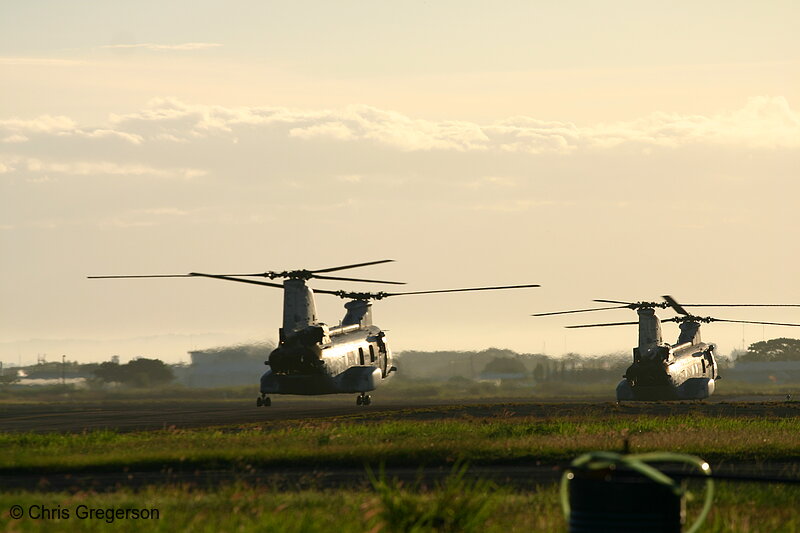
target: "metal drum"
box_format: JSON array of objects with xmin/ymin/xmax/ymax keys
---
[
  {"xmin": 567, "ymin": 470, "xmax": 683, "ymax": 532},
  {"xmin": 561, "ymin": 452, "xmax": 714, "ymax": 533}
]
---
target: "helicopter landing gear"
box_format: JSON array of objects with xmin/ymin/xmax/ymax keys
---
[
  {"xmin": 356, "ymin": 393, "xmax": 371, "ymax": 406},
  {"xmin": 256, "ymin": 395, "xmax": 271, "ymax": 407}
]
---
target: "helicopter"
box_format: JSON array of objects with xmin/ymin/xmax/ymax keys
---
[
  {"xmin": 90, "ymin": 260, "xmax": 539, "ymax": 406},
  {"xmin": 533, "ymin": 296, "xmax": 800, "ymax": 401}
]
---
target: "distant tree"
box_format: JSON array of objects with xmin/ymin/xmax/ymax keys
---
[
  {"xmin": 93, "ymin": 361, "xmax": 124, "ymax": 383},
  {"xmin": 738, "ymin": 338, "xmax": 800, "ymax": 362},
  {"xmin": 481, "ymin": 357, "xmax": 527, "ymax": 376},
  {"xmin": 125, "ymin": 358, "xmax": 174, "ymax": 387},
  {"xmin": 93, "ymin": 358, "xmax": 174, "ymax": 387},
  {"xmin": 729, "ymin": 348, "xmax": 747, "ymax": 361},
  {"xmin": 0, "ymin": 369, "xmax": 20, "ymax": 386}
]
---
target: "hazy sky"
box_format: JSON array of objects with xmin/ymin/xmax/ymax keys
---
[{"xmin": 2, "ymin": 1, "xmax": 799, "ymax": 364}]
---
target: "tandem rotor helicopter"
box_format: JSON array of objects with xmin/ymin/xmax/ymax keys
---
[
  {"xmin": 90, "ymin": 260, "xmax": 539, "ymax": 406},
  {"xmin": 534, "ymin": 296, "xmax": 800, "ymax": 401}
]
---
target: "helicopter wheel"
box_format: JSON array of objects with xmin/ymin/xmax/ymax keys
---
[
  {"xmin": 357, "ymin": 393, "xmax": 371, "ymax": 406},
  {"xmin": 257, "ymin": 395, "xmax": 271, "ymax": 407},
  {"xmin": 256, "ymin": 397, "xmax": 263, "ymax": 407}
]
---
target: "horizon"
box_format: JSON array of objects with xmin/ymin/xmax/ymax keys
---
[{"xmin": 3, "ymin": 334, "xmax": 779, "ymax": 368}]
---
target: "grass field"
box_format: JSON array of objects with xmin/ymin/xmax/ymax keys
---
[
  {"xmin": 1, "ymin": 475, "xmax": 798, "ymax": 532},
  {"xmin": 2, "ymin": 414, "xmax": 799, "ymax": 474},
  {"xmin": 2, "ymin": 395, "xmax": 799, "ymax": 531}
]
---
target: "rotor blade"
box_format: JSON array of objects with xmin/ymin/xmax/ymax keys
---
[
  {"xmin": 707, "ymin": 318, "xmax": 800, "ymax": 327},
  {"xmin": 378, "ymin": 284, "xmax": 540, "ymax": 297},
  {"xmin": 310, "ymin": 259, "xmax": 395, "ymax": 274},
  {"xmin": 593, "ymin": 299, "xmax": 633, "ymax": 305},
  {"xmin": 310, "ymin": 287, "xmax": 344, "ymax": 296},
  {"xmin": 188, "ymin": 273, "xmax": 285, "ymax": 289},
  {"xmin": 566, "ymin": 321, "xmax": 640, "ymax": 328},
  {"xmin": 88, "ymin": 274, "xmax": 197, "ymax": 279},
  {"xmin": 311, "ymin": 274, "xmax": 405, "ymax": 285},
  {"xmin": 662, "ymin": 295, "xmax": 690, "ymax": 315},
  {"xmin": 532, "ymin": 305, "xmax": 630, "ymax": 317},
  {"xmin": 182, "ymin": 272, "xmax": 277, "ymax": 278},
  {"xmin": 682, "ymin": 303, "xmax": 800, "ymax": 308},
  {"xmin": 174, "ymin": 272, "xmax": 350, "ymax": 295}
]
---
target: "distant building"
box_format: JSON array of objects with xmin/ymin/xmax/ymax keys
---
[{"xmin": 175, "ymin": 344, "xmax": 273, "ymax": 388}]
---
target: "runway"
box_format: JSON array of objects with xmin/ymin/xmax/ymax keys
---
[
  {"xmin": 2, "ymin": 394, "xmax": 798, "ymax": 434},
  {"xmin": 4, "ymin": 461, "xmax": 796, "ymax": 493}
]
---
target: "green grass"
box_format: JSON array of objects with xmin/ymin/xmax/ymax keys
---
[
  {"xmin": 2, "ymin": 406, "xmax": 799, "ymax": 531},
  {"xmin": 2, "ymin": 415, "xmax": 799, "ymax": 474},
  {"xmin": 1, "ymin": 480, "xmax": 798, "ymax": 532}
]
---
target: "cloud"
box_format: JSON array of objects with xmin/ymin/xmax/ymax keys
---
[
  {"xmin": 290, "ymin": 122, "xmax": 355, "ymax": 141},
  {"xmin": 340, "ymin": 105, "xmax": 490, "ymax": 151},
  {"xmin": 0, "ymin": 155, "xmax": 22, "ymax": 174},
  {"xmin": 584, "ymin": 97, "xmax": 800, "ymax": 150},
  {"xmin": 102, "ymin": 96, "xmax": 799, "ymax": 154},
  {"xmin": 0, "ymin": 115, "xmax": 142, "ymax": 145},
  {"xmin": 0, "ymin": 97, "xmax": 795, "ymax": 206},
  {"xmin": 0, "ymin": 115, "xmax": 77, "ymax": 133},
  {"xmin": 110, "ymin": 99, "xmax": 491, "ymax": 150},
  {"xmin": 101, "ymin": 43, "xmax": 223, "ymax": 51},
  {"xmin": 68, "ymin": 129, "xmax": 144, "ymax": 144}
]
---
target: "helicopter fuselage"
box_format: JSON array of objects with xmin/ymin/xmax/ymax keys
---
[
  {"xmin": 260, "ymin": 322, "xmax": 394, "ymax": 395},
  {"xmin": 617, "ymin": 341, "xmax": 718, "ymax": 400},
  {"xmin": 616, "ymin": 309, "xmax": 719, "ymax": 401}
]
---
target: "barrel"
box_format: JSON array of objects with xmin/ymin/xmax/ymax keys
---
[{"xmin": 567, "ymin": 468, "xmax": 684, "ymax": 533}]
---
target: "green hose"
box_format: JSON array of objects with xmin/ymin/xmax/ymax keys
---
[{"xmin": 560, "ymin": 451, "xmax": 714, "ymax": 533}]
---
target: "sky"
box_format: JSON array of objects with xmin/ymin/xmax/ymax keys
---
[{"xmin": 1, "ymin": 1, "xmax": 799, "ymax": 365}]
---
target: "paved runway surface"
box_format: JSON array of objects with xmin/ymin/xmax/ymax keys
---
[
  {"xmin": 2, "ymin": 395, "xmax": 798, "ymax": 433},
  {"xmin": 5, "ymin": 462, "xmax": 797, "ymax": 493}
]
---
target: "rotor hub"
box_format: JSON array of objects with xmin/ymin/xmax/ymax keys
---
[{"xmin": 269, "ymin": 269, "xmax": 315, "ymax": 280}]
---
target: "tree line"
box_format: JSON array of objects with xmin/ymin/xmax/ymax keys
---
[{"xmin": 737, "ymin": 338, "xmax": 800, "ymax": 362}]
